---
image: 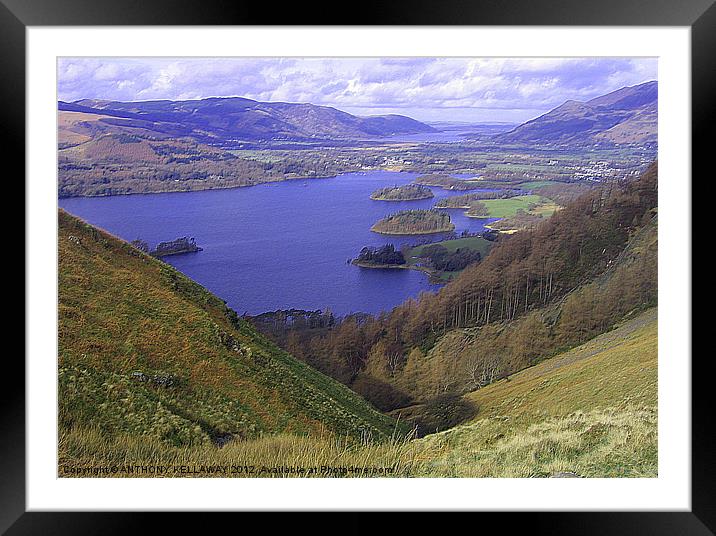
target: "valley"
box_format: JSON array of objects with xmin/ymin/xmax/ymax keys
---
[
  {"xmin": 56, "ymin": 73, "xmax": 660, "ymax": 479},
  {"xmin": 57, "ymin": 84, "xmax": 656, "ymax": 199}
]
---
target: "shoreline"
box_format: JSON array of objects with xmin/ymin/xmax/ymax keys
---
[
  {"xmin": 370, "ymin": 194, "xmax": 434, "ymax": 201},
  {"xmin": 57, "ymin": 172, "xmax": 344, "ymax": 199},
  {"xmin": 434, "ymin": 204, "xmax": 472, "ymax": 209},
  {"xmin": 351, "ymin": 260, "xmax": 412, "ymax": 270},
  {"xmin": 370, "ymin": 226, "xmax": 455, "ymax": 235},
  {"xmin": 351, "ymin": 259, "xmax": 448, "ymax": 284},
  {"xmin": 151, "ymin": 247, "xmax": 203, "ymax": 258},
  {"xmin": 58, "ymin": 167, "xmax": 446, "ymax": 200}
]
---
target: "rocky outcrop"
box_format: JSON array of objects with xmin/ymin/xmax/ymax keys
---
[
  {"xmin": 150, "ymin": 237, "xmax": 203, "ymax": 257},
  {"xmin": 130, "ymin": 371, "xmax": 179, "ymax": 388}
]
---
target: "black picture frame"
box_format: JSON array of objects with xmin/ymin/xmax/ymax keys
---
[{"xmin": 6, "ymin": 0, "xmax": 706, "ymax": 532}]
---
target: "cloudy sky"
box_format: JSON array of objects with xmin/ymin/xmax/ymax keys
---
[{"xmin": 58, "ymin": 57, "xmax": 657, "ymax": 123}]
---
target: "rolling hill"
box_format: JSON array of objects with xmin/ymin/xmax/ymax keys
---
[
  {"xmin": 496, "ymin": 81, "xmax": 657, "ymax": 146},
  {"xmin": 58, "ymin": 209, "xmax": 407, "ymax": 454},
  {"xmin": 58, "ymin": 96, "xmax": 435, "ymax": 144}
]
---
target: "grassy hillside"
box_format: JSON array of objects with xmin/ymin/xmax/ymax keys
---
[
  {"xmin": 384, "ymin": 214, "xmax": 656, "ymax": 405},
  {"xmin": 60, "ymin": 307, "xmax": 657, "ymax": 477},
  {"xmin": 58, "ymin": 209, "xmax": 406, "ymax": 458},
  {"xmin": 256, "ymin": 165, "xmax": 657, "ymax": 419},
  {"xmin": 413, "ymin": 307, "xmax": 657, "ymax": 477}
]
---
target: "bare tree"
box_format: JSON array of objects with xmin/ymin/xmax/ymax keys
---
[{"xmin": 467, "ymin": 353, "xmax": 502, "ymax": 391}]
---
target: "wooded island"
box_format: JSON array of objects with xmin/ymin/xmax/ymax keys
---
[
  {"xmin": 370, "ymin": 184, "xmax": 434, "ymax": 201},
  {"xmin": 371, "ymin": 209, "xmax": 455, "ymax": 235}
]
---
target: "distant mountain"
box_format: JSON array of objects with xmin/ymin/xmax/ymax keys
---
[
  {"xmin": 496, "ymin": 81, "xmax": 657, "ymax": 146},
  {"xmin": 58, "ymin": 96, "xmax": 436, "ymax": 143}
]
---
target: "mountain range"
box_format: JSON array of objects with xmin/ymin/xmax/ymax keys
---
[
  {"xmin": 496, "ymin": 80, "xmax": 657, "ymax": 146},
  {"xmin": 58, "ymin": 97, "xmax": 436, "ymax": 143},
  {"xmin": 58, "ymin": 81, "xmax": 656, "ymax": 147}
]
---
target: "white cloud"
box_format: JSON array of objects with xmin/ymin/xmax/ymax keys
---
[{"xmin": 57, "ymin": 57, "xmax": 657, "ymax": 122}]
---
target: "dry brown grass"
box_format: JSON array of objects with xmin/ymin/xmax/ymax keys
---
[
  {"xmin": 59, "ymin": 426, "xmax": 420, "ymax": 478},
  {"xmin": 414, "ymin": 308, "xmax": 658, "ymax": 477}
]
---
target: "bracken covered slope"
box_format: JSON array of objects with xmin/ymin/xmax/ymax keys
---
[{"xmin": 58, "ymin": 209, "xmax": 406, "ymax": 447}]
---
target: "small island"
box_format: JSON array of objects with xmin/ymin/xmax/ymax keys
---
[
  {"xmin": 351, "ymin": 234, "xmax": 495, "ymax": 282},
  {"xmin": 152, "ymin": 237, "xmax": 203, "ymax": 257},
  {"xmin": 413, "ymin": 174, "xmax": 485, "ymax": 191},
  {"xmin": 132, "ymin": 237, "xmax": 203, "ymax": 257},
  {"xmin": 352, "ymin": 244, "xmax": 406, "ymax": 268},
  {"xmin": 370, "ymin": 184, "xmax": 434, "ymax": 201},
  {"xmin": 371, "ymin": 209, "xmax": 455, "ymax": 235}
]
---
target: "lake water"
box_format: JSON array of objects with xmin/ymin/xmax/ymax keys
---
[
  {"xmin": 59, "ymin": 171, "xmax": 498, "ymax": 316},
  {"xmin": 372, "ymin": 130, "xmax": 473, "ymax": 143}
]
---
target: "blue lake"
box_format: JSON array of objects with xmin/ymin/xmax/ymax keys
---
[{"xmin": 59, "ymin": 171, "xmax": 498, "ymax": 316}]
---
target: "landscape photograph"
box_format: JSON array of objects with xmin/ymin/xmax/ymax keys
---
[{"xmin": 57, "ymin": 57, "xmax": 658, "ymax": 478}]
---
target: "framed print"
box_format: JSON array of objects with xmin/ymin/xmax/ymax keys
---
[{"xmin": 8, "ymin": 0, "xmax": 709, "ymax": 531}]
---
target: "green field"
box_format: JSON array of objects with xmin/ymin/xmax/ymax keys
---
[{"xmin": 469, "ymin": 194, "xmax": 558, "ymax": 218}]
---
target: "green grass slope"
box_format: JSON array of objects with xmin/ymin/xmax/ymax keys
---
[
  {"xmin": 58, "ymin": 209, "xmax": 406, "ymax": 453},
  {"xmin": 413, "ymin": 307, "xmax": 657, "ymax": 477}
]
